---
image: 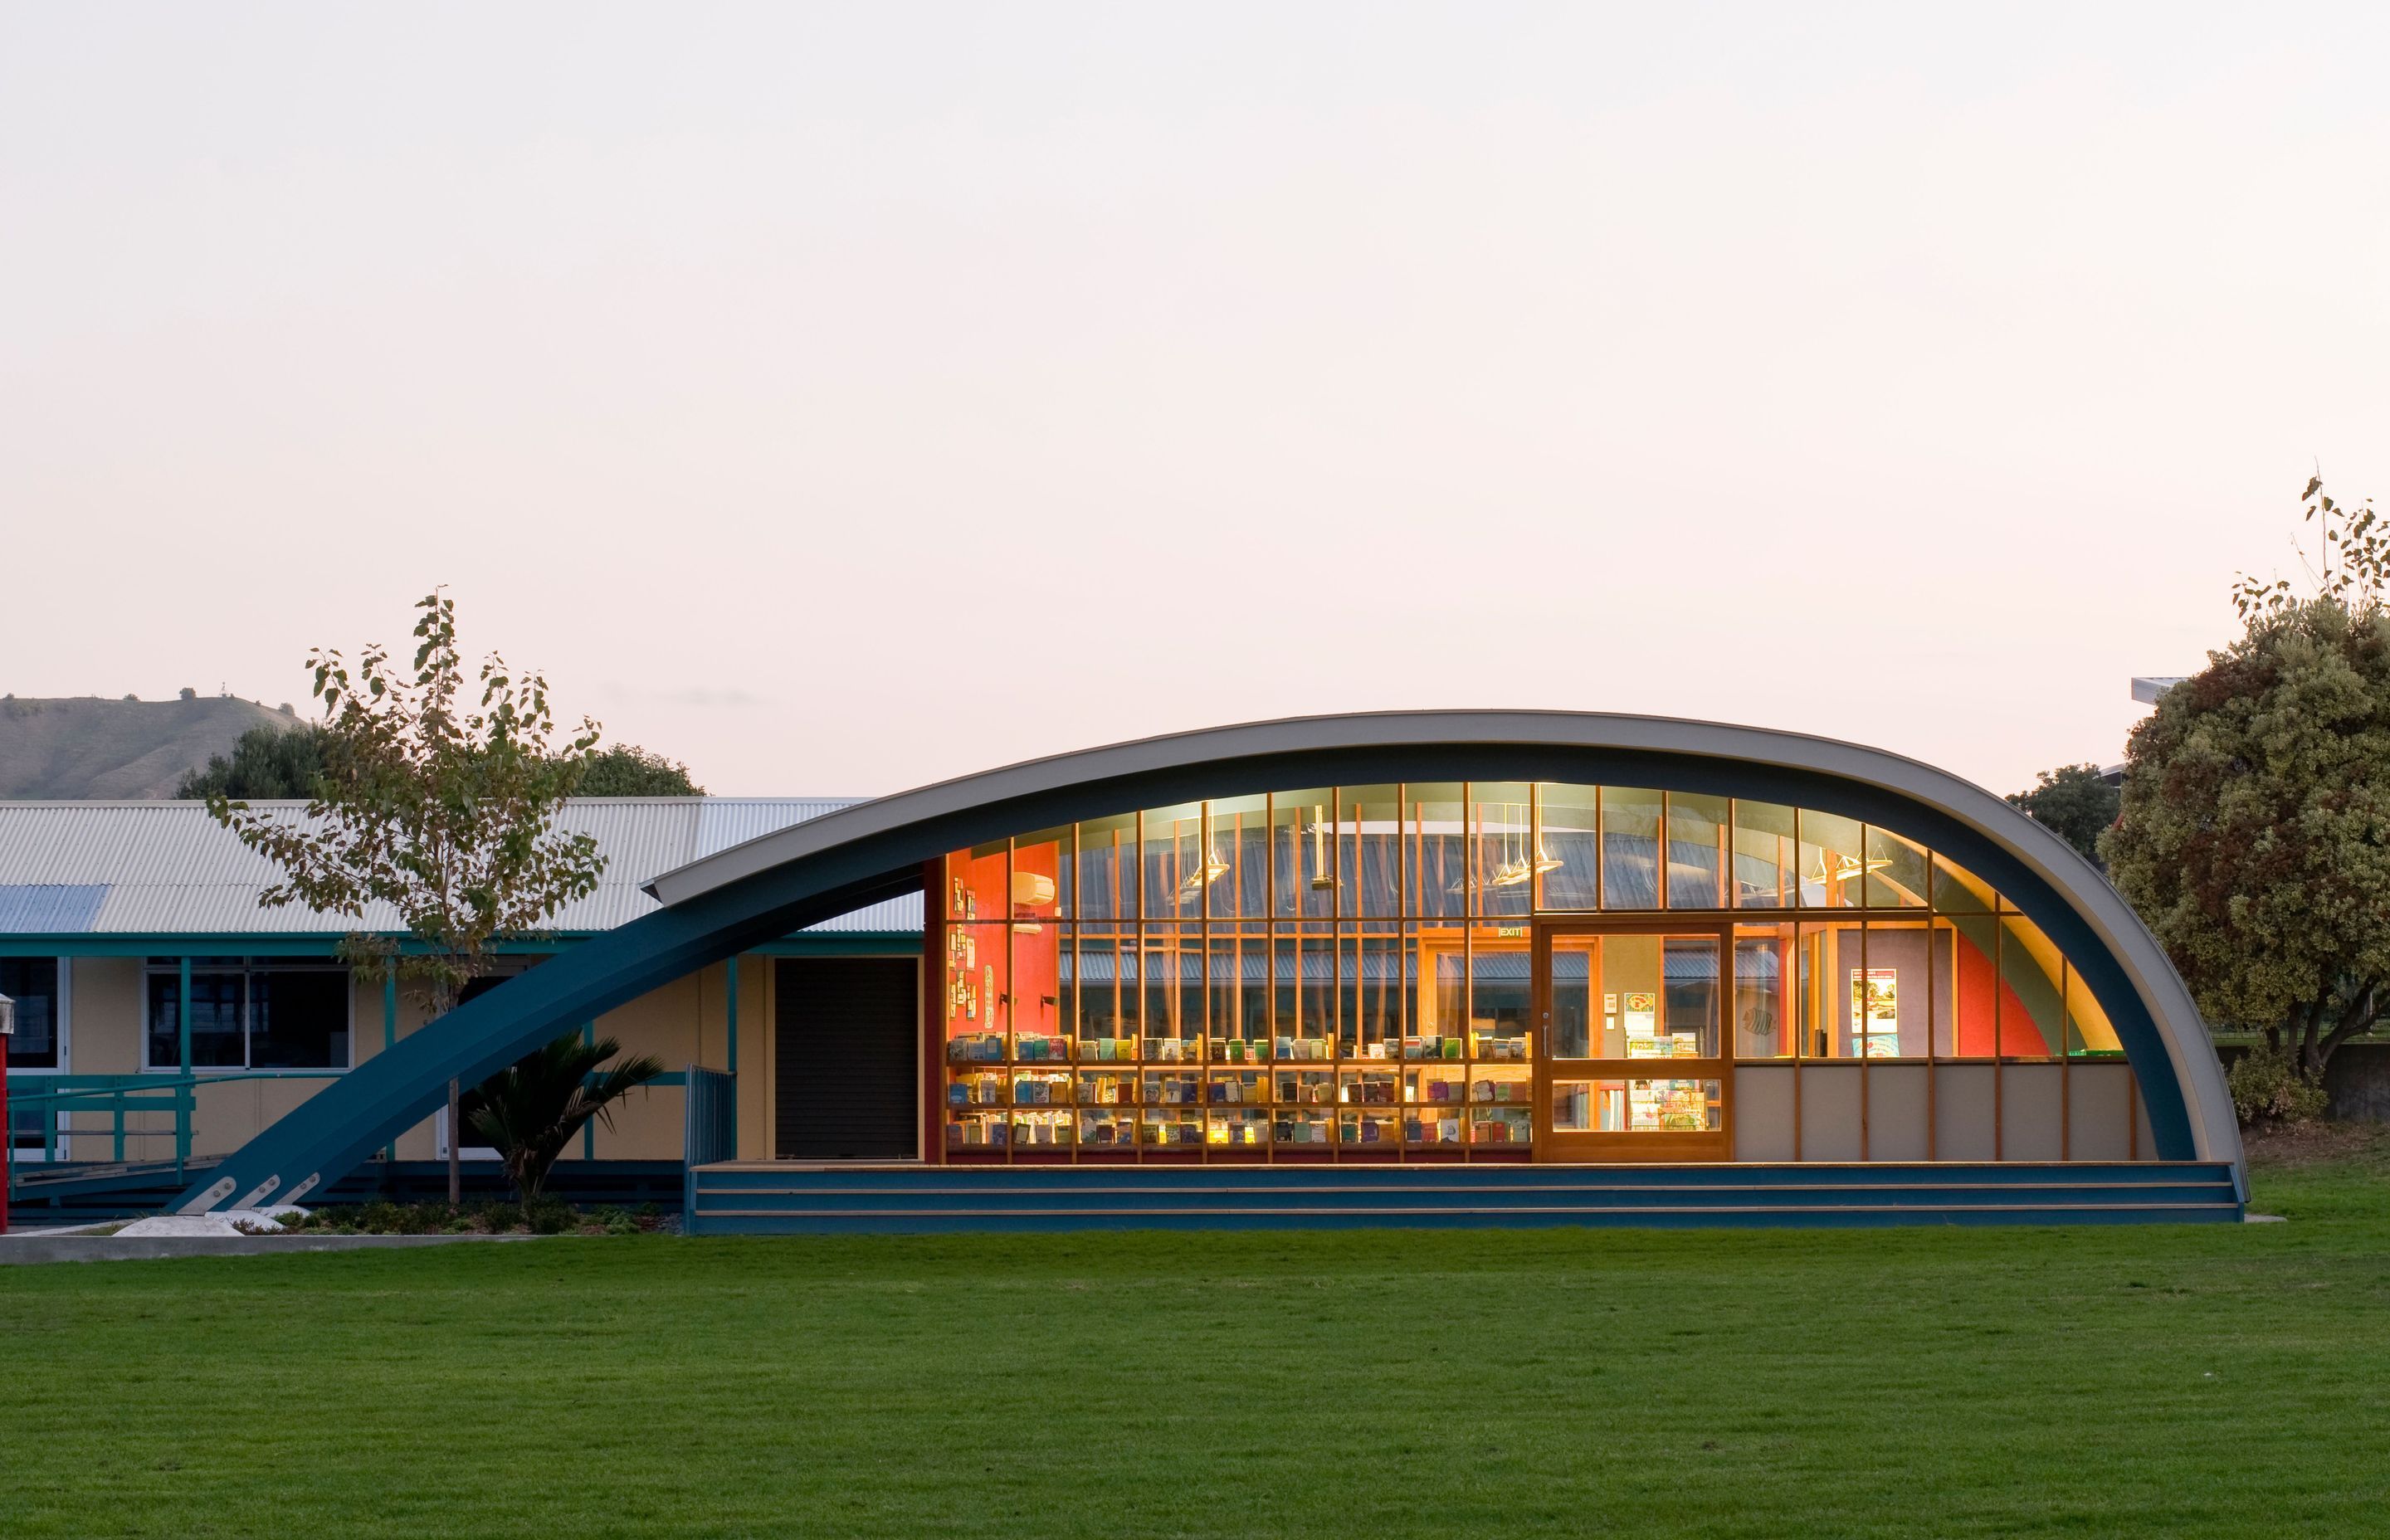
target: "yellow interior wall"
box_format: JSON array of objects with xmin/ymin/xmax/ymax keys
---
[{"xmin": 1997, "ymin": 918, "xmax": 2119, "ymax": 1051}]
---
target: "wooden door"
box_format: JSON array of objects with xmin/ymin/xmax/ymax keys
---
[{"xmin": 1534, "ymin": 922, "xmax": 1734, "ymax": 1162}]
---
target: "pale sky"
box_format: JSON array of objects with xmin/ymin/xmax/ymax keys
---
[{"xmin": 5, "ymin": 3, "xmax": 2386, "ymax": 798}]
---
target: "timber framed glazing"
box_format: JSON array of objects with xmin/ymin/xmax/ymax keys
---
[{"xmin": 929, "ymin": 784, "xmax": 2137, "ymax": 1165}]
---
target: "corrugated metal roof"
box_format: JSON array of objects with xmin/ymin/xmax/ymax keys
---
[
  {"xmin": 0, "ymin": 884, "xmax": 108, "ymax": 931},
  {"xmin": 693, "ymin": 798, "xmax": 863, "ymax": 859},
  {"xmin": 0, "ymin": 798, "xmax": 922, "ymax": 938}
]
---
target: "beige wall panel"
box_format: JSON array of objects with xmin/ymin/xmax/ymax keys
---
[
  {"xmin": 44, "ymin": 953, "xmax": 894, "ymax": 1170},
  {"xmin": 48, "ymin": 958, "xmax": 122, "ymax": 1157},
  {"xmin": 739, "ymin": 956, "xmax": 773, "ymax": 1162},
  {"xmin": 57, "ymin": 959, "xmax": 149, "ymax": 1157},
  {"xmin": 2001, "ymin": 1063, "xmax": 2065, "ymax": 1161},
  {"xmin": 2067, "ymin": 1062, "xmax": 2134, "ymax": 1162},
  {"xmin": 68, "ymin": 958, "xmax": 141, "ymax": 1073},
  {"xmin": 1934, "ymin": 1064, "xmax": 1997, "ymax": 1161},
  {"xmin": 189, "ymin": 1079, "xmax": 338, "ymax": 1159},
  {"xmin": 568, "ymin": 966, "xmax": 716, "ymax": 1162},
  {"xmin": 1866, "ymin": 1065, "xmax": 1929, "ymax": 1162},
  {"xmin": 190, "ymin": 1079, "xmax": 257, "ymax": 1158},
  {"xmin": 1733, "ymin": 1065, "xmax": 1797, "ymax": 1162},
  {"xmin": 349, "ymin": 974, "xmax": 393, "ymax": 1065},
  {"xmin": 363, "ymin": 983, "xmax": 443, "ymax": 1160},
  {"xmin": 1799, "ymin": 1064, "xmax": 1863, "ymax": 1161},
  {"xmin": 388, "ymin": 962, "xmax": 737, "ymax": 1167},
  {"xmin": 255, "ymin": 1074, "xmax": 325, "ymax": 1143},
  {"xmin": 2134, "ymin": 1080, "xmax": 2154, "ymax": 1162},
  {"xmin": 368, "ymin": 963, "xmax": 718, "ymax": 1167},
  {"xmin": 395, "ymin": 1116, "xmax": 441, "ymax": 1161}
]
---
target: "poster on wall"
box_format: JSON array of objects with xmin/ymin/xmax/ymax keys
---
[
  {"xmin": 1623, "ymin": 991, "xmax": 1662, "ymax": 1056},
  {"xmin": 1848, "ymin": 967, "xmax": 1900, "ymax": 1057}
]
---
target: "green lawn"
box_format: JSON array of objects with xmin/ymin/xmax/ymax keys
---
[{"xmin": 7, "ymin": 1133, "xmax": 2390, "ymax": 1538}]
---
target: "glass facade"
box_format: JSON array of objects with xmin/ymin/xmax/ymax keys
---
[{"xmin": 937, "ymin": 783, "xmax": 2129, "ymax": 1162}]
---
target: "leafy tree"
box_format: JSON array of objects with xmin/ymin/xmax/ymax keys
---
[
  {"xmin": 175, "ymin": 724, "xmax": 333, "ymax": 800},
  {"xmin": 2005, "ymin": 764, "xmax": 2119, "ymax": 867},
  {"xmin": 209, "ymin": 591, "xmax": 607, "ymax": 1199},
  {"xmin": 578, "ymin": 743, "xmax": 704, "ymax": 796},
  {"xmin": 459, "ymin": 1031, "xmax": 664, "ymax": 1206},
  {"xmin": 2105, "ymin": 474, "xmax": 2390, "ymax": 1106}
]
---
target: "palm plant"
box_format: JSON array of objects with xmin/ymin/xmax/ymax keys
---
[{"xmin": 459, "ymin": 1031, "xmax": 666, "ymax": 1206}]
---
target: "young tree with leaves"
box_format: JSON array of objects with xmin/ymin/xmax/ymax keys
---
[
  {"xmin": 210, "ymin": 591, "xmax": 608, "ymax": 1200},
  {"xmin": 2105, "ymin": 475, "xmax": 2390, "ymax": 1112}
]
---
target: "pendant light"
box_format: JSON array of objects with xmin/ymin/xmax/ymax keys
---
[
  {"xmin": 1480, "ymin": 802, "xmax": 1544, "ymax": 889},
  {"xmin": 1176, "ymin": 814, "xmax": 1232, "ymax": 904},
  {"xmin": 1807, "ymin": 850, "xmax": 1890, "ymax": 890},
  {"xmin": 1531, "ymin": 798, "xmax": 1563, "ymax": 878}
]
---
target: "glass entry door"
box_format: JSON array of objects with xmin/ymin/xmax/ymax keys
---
[{"xmin": 1536, "ymin": 925, "xmax": 1733, "ymax": 1161}]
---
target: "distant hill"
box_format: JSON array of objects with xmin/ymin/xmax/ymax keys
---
[{"xmin": 0, "ymin": 695, "xmax": 301, "ymax": 800}]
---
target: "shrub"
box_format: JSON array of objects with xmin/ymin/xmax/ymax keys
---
[
  {"xmin": 523, "ymin": 1198, "xmax": 578, "ymax": 1235},
  {"xmin": 198, "ymin": 1196, "xmax": 654, "ymax": 1235},
  {"xmin": 2228, "ymin": 1043, "xmax": 2330, "ymax": 1125}
]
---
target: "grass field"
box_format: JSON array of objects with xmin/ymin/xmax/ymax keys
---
[{"xmin": 6, "ymin": 1131, "xmax": 2389, "ymax": 1538}]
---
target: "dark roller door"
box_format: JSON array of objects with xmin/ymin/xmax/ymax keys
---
[{"xmin": 775, "ymin": 958, "xmax": 919, "ymax": 1160}]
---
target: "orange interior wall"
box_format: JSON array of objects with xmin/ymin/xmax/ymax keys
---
[
  {"xmin": 1011, "ymin": 843, "xmax": 1061, "ymax": 1042},
  {"xmin": 1953, "ymin": 930, "xmax": 2044, "ymax": 1055}
]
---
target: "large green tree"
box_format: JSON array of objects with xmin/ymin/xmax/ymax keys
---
[
  {"xmin": 577, "ymin": 743, "xmax": 703, "ymax": 796},
  {"xmin": 211, "ymin": 591, "xmax": 608, "ymax": 1200},
  {"xmin": 2104, "ymin": 475, "xmax": 2390, "ymax": 1092},
  {"xmin": 178, "ymin": 727, "xmax": 698, "ymax": 799},
  {"xmin": 175, "ymin": 723, "xmax": 333, "ymax": 799},
  {"xmin": 2005, "ymin": 764, "xmax": 2119, "ymax": 867}
]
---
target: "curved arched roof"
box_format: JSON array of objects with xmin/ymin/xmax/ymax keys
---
[
  {"xmin": 643, "ymin": 710, "xmax": 2236, "ymax": 1167},
  {"xmin": 178, "ymin": 710, "xmax": 2239, "ymax": 1214}
]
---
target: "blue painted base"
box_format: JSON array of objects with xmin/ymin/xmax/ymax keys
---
[{"xmin": 685, "ymin": 1160, "xmax": 2243, "ymax": 1235}]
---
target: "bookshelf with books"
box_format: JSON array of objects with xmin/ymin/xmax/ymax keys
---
[
  {"xmin": 894, "ymin": 774, "xmax": 2153, "ymax": 1172},
  {"xmin": 934, "ymin": 821, "xmax": 1565, "ymax": 1165}
]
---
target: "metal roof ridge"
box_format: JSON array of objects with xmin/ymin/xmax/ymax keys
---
[{"xmin": 0, "ymin": 793, "xmax": 870, "ymax": 810}]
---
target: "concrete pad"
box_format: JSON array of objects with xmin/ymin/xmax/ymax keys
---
[
  {"xmin": 115, "ymin": 1207, "xmax": 305, "ymax": 1238},
  {"xmin": 0, "ymin": 1231, "xmax": 548, "ymax": 1265}
]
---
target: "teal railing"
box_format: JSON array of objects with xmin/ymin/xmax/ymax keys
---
[
  {"xmin": 8, "ymin": 1066, "xmax": 705, "ymax": 1202},
  {"xmin": 684, "ymin": 1065, "xmax": 736, "ymax": 1170},
  {"xmin": 6, "ymin": 1071, "xmax": 344, "ymax": 1194}
]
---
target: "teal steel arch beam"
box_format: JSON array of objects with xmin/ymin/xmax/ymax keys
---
[
  {"xmin": 178, "ymin": 712, "xmax": 2238, "ymax": 1213},
  {"xmin": 174, "ymin": 860, "xmax": 920, "ymax": 1212}
]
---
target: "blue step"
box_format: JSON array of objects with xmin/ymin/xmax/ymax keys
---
[{"xmin": 685, "ymin": 1161, "xmax": 2242, "ymax": 1234}]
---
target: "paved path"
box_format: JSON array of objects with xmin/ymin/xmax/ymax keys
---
[{"xmin": 0, "ymin": 1231, "xmax": 548, "ymax": 1265}]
